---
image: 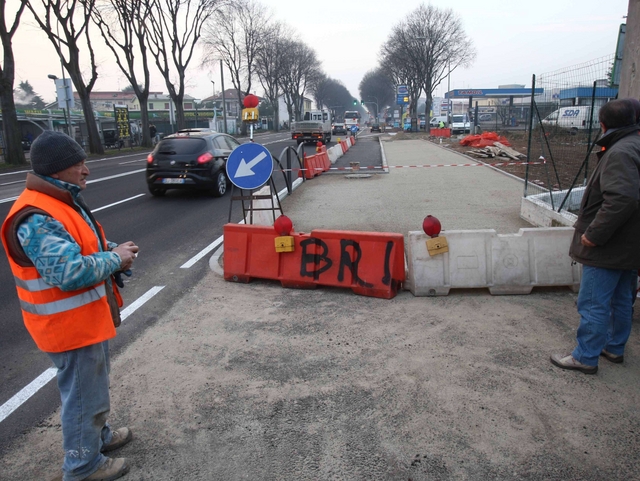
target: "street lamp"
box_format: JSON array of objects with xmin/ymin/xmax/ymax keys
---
[
  {"xmin": 366, "ymin": 96, "xmax": 380, "ymax": 121},
  {"xmin": 47, "ymin": 74, "xmax": 71, "ymax": 136}
]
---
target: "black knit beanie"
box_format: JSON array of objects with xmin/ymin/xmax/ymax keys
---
[{"xmin": 30, "ymin": 130, "xmax": 87, "ymax": 176}]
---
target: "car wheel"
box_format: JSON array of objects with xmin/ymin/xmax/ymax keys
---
[
  {"xmin": 212, "ymin": 170, "xmax": 227, "ymax": 197},
  {"xmin": 148, "ymin": 185, "xmax": 166, "ymax": 197}
]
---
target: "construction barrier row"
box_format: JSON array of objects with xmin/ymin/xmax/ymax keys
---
[
  {"xmin": 406, "ymin": 227, "xmax": 580, "ymax": 296},
  {"xmin": 223, "ymin": 224, "xmax": 406, "ymax": 299},
  {"xmin": 299, "ymin": 145, "xmax": 332, "ymax": 179}
]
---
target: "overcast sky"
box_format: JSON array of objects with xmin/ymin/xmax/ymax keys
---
[{"xmin": 10, "ymin": 0, "xmax": 630, "ymax": 105}]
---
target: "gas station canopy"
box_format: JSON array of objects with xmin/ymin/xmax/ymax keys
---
[{"xmin": 445, "ymin": 88, "xmax": 543, "ymax": 99}]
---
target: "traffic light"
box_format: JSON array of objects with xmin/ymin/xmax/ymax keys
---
[
  {"xmin": 361, "ymin": 100, "xmax": 365, "ymax": 105},
  {"xmin": 353, "ymin": 99, "xmax": 357, "ymax": 106}
]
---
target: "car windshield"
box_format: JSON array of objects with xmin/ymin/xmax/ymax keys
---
[
  {"xmin": 452, "ymin": 115, "xmax": 465, "ymax": 122},
  {"xmin": 157, "ymin": 138, "xmax": 206, "ymax": 155}
]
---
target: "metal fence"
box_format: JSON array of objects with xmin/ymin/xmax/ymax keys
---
[{"xmin": 524, "ymin": 55, "xmax": 616, "ymax": 212}]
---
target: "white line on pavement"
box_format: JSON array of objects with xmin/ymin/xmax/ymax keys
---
[
  {"xmin": 0, "ymin": 169, "xmax": 146, "ymax": 204},
  {"xmin": 180, "ymin": 237, "xmax": 224, "ymax": 269},
  {"xmin": 86, "ymin": 168, "xmax": 146, "ymax": 184},
  {"xmin": 93, "ymin": 194, "xmax": 146, "ymax": 213},
  {"xmin": 119, "ymin": 159, "xmax": 145, "ymax": 165},
  {"xmin": 0, "ymin": 180, "xmax": 26, "ymax": 186},
  {"xmin": 0, "ymin": 285, "xmax": 165, "ymax": 424},
  {"xmin": 120, "ymin": 286, "xmax": 165, "ymax": 321}
]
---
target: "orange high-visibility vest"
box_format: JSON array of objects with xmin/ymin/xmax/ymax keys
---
[{"xmin": 2, "ymin": 187, "xmax": 121, "ymax": 353}]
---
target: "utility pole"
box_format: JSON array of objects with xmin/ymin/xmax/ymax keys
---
[
  {"xmin": 220, "ymin": 59, "xmax": 228, "ymax": 134},
  {"xmin": 619, "ymin": 0, "xmax": 640, "ymax": 98}
]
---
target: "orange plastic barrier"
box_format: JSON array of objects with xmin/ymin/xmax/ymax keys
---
[
  {"xmin": 298, "ymin": 153, "xmax": 322, "ymax": 179},
  {"xmin": 460, "ymin": 131, "xmax": 511, "ymax": 147},
  {"xmin": 340, "ymin": 140, "xmax": 348, "ymax": 153},
  {"xmin": 430, "ymin": 128, "xmax": 451, "ymax": 138},
  {"xmin": 223, "ymin": 224, "xmax": 406, "ymax": 299},
  {"xmin": 318, "ymin": 146, "xmax": 331, "ymax": 171}
]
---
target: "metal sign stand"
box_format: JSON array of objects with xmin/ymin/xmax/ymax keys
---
[{"xmin": 227, "ymin": 176, "xmax": 283, "ymax": 224}]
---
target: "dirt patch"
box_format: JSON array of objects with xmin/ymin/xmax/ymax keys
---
[{"xmin": 427, "ymin": 129, "xmax": 597, "ymax": 192}]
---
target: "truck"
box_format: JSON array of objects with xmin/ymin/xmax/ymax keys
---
[
  {"xmin": 541, "ymin": 106, "xmax": 600, "ymax": 131},
  {"xmin": 343, "ymin": 110, "xmax": 361, "ymax": 132},
  {"xmin": 451, "ymin": 114, "xmax": 471, "ymax": 135},
  {"xmin": 291, "ymin": 109, "xmax": 332, "ymax": 145}
]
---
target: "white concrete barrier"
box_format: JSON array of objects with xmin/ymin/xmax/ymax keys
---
[
  {"xmin": 328, "ymin": 145, "xmax": 342, "ymax": 164},
  {"xmin": 406, "ymin": 227, "xmax": 581, "ymax": 296}
]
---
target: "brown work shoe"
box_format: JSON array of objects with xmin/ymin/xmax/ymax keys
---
[
  {"xmin": 600, "ymin": 349, "xmax": 624, "ymax": 363},
  {"xmin": 550, "ymin": 353, "xmax": 597, "ymax": 374},
  {"xmin": 101, "ymin": 428, "xmax": 133, "ymax": 453},
  {"xmin": 83, "ymin": 457, "xmax": 129, "ymax": 481}
]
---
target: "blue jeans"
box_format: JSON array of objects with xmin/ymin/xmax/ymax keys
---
[
  {"xmin": 48, "ymin": 341, "xmax": 114, "ymax": 481},
  {"xmin": 572, "ymin": 266, "xmax": 637, "ymax": 366}
]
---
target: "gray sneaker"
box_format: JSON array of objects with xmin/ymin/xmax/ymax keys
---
[
  {"xmin": 84, "ymin": 457, "xmax": 129, "ymax": 481},
  {"xmin": 101, "ymin": 427, "xmax": 133, "ymax": 453},
  {"xmin": 550, "ymin": 353, "xmax": 597, "ymax": 374}
]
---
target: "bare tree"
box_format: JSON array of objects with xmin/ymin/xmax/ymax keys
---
[
  {"xmin": 0, "ymin": 0, "xmax": 29, "ymax": 165},
  {"xmin": 202, "ymin": 0, "xmax": 271, "ymax": 135},
  {"xmin": 92, "ymin": 0, "xmax": 154, "ymax": 147},
  {"xmin": 380, "ymin": 38, "xmax": 422, "ymax": 123},
  {"xmin": 381, "ymin": 3, "xmax": 474, "ymax": 131},
  {"xmin": 358, "ymin": 68, "xmax": 395, "ymax": 118},
  {"xmin": 255, "ymin": 21, "xmax": 288, "ymax": 131},
  {"xmin": 279, "ymin": 39, "xmax": 321, "ymax": 121},
  {"xmin": 27, "ymin": 0, "xmax": 104, "ymax": 154},
  {"xmin": 146, "ymin": 0, "xmax": 220, "ymax": 131}
]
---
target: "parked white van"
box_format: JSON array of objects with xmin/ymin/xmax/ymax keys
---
[
  {"xmin": 429, "ymin": 115, "xmax": 448, "ymax": 127},
  {"xmin": 541, "ymin": 106, "xmax": 600, "ymax": 131}
]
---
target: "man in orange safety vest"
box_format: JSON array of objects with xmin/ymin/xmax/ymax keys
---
[{"xmin": 2, "ymin": 130, "xmax": 139, "ymax": 481}]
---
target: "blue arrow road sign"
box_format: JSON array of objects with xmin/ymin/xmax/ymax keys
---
[{"xmin": 226, "ymin": 142, "xmax": 274, "ymax": 190}]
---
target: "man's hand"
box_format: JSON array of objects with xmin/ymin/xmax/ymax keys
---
[
  {"xmin": 113, "ymin": 241, "xmax": 139, "ymax": 270},
  {"xmin": 581, "ymin": 234, "xmax": 596, "ymax": 247}
]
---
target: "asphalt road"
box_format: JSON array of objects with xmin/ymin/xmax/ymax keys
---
[{"xmin": 0, "ymin": 129, "xmax": 382, "ymax": 455}]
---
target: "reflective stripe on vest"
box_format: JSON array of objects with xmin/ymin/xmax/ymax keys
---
[
  {"xmin": 14, "ymin": 275, "xmax": 55, "ymax": 292},
  {"xmin": 19, "ymin": 283, "xmax": 106, "ymax": 316}
]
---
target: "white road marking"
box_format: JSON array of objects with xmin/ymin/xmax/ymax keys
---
[
  {"xmin": 93, "ymin": 194, "xmax": 146, "ymax": 212},
  {"xmin": 86, "ymin": 168, "xmax": 146, "ymax": 184},
  {"xmin": 119, "ymin": 159, "xmax": 145, "ymax": 165},
  {"xmin": 0, "ymin": 180, "xmax": 26, "ymax": 186},
  {"xmin": 180, "ymin": 237, "xmax": 224, "ymax": 269},
  {"xmin": 0, "ymin": 285, "xmax": 165, "ymax": 424},
  {"xmin": 0, "ymin": 169, "xmax": 146, "ymax": 204}
]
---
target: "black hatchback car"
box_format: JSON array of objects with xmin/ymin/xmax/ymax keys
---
[{"xmin": 146, "ymin": 131, "xmax": 240, "ymax": 197}]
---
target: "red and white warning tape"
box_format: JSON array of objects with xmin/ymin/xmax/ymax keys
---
[{"xmin": 277, "ymin": 161, "xmax": 545, "ymax": 172}]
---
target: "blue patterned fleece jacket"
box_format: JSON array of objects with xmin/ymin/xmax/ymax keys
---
[{"xmin": 16, "ymin": 174, "xmax": 122, "ymax": 292}]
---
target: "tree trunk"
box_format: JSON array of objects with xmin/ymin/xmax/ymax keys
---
[
  {"xmin": 78, "ymin": 94, "xmax": 103, "ymax": 154},
  {"xmin": 0, "ymin": 84, "xmax": 27, "ymax": 165},
  {"xmin": 138, "ymin": 96, "xmax": 152, "ymax": 148}
]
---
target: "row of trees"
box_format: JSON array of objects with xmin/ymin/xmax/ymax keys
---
[
  {"xmin": 361, "ymin": 3, "xmax": 475, "ymax": 128},
  {"xmin": 0, "ymin": 0, "xmax": 345, "ymax": 165}
]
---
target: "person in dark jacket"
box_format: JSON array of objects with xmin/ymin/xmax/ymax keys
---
[{"xmin": 551, "ymin": 99, "xmax": 640, "ymax": 374}]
